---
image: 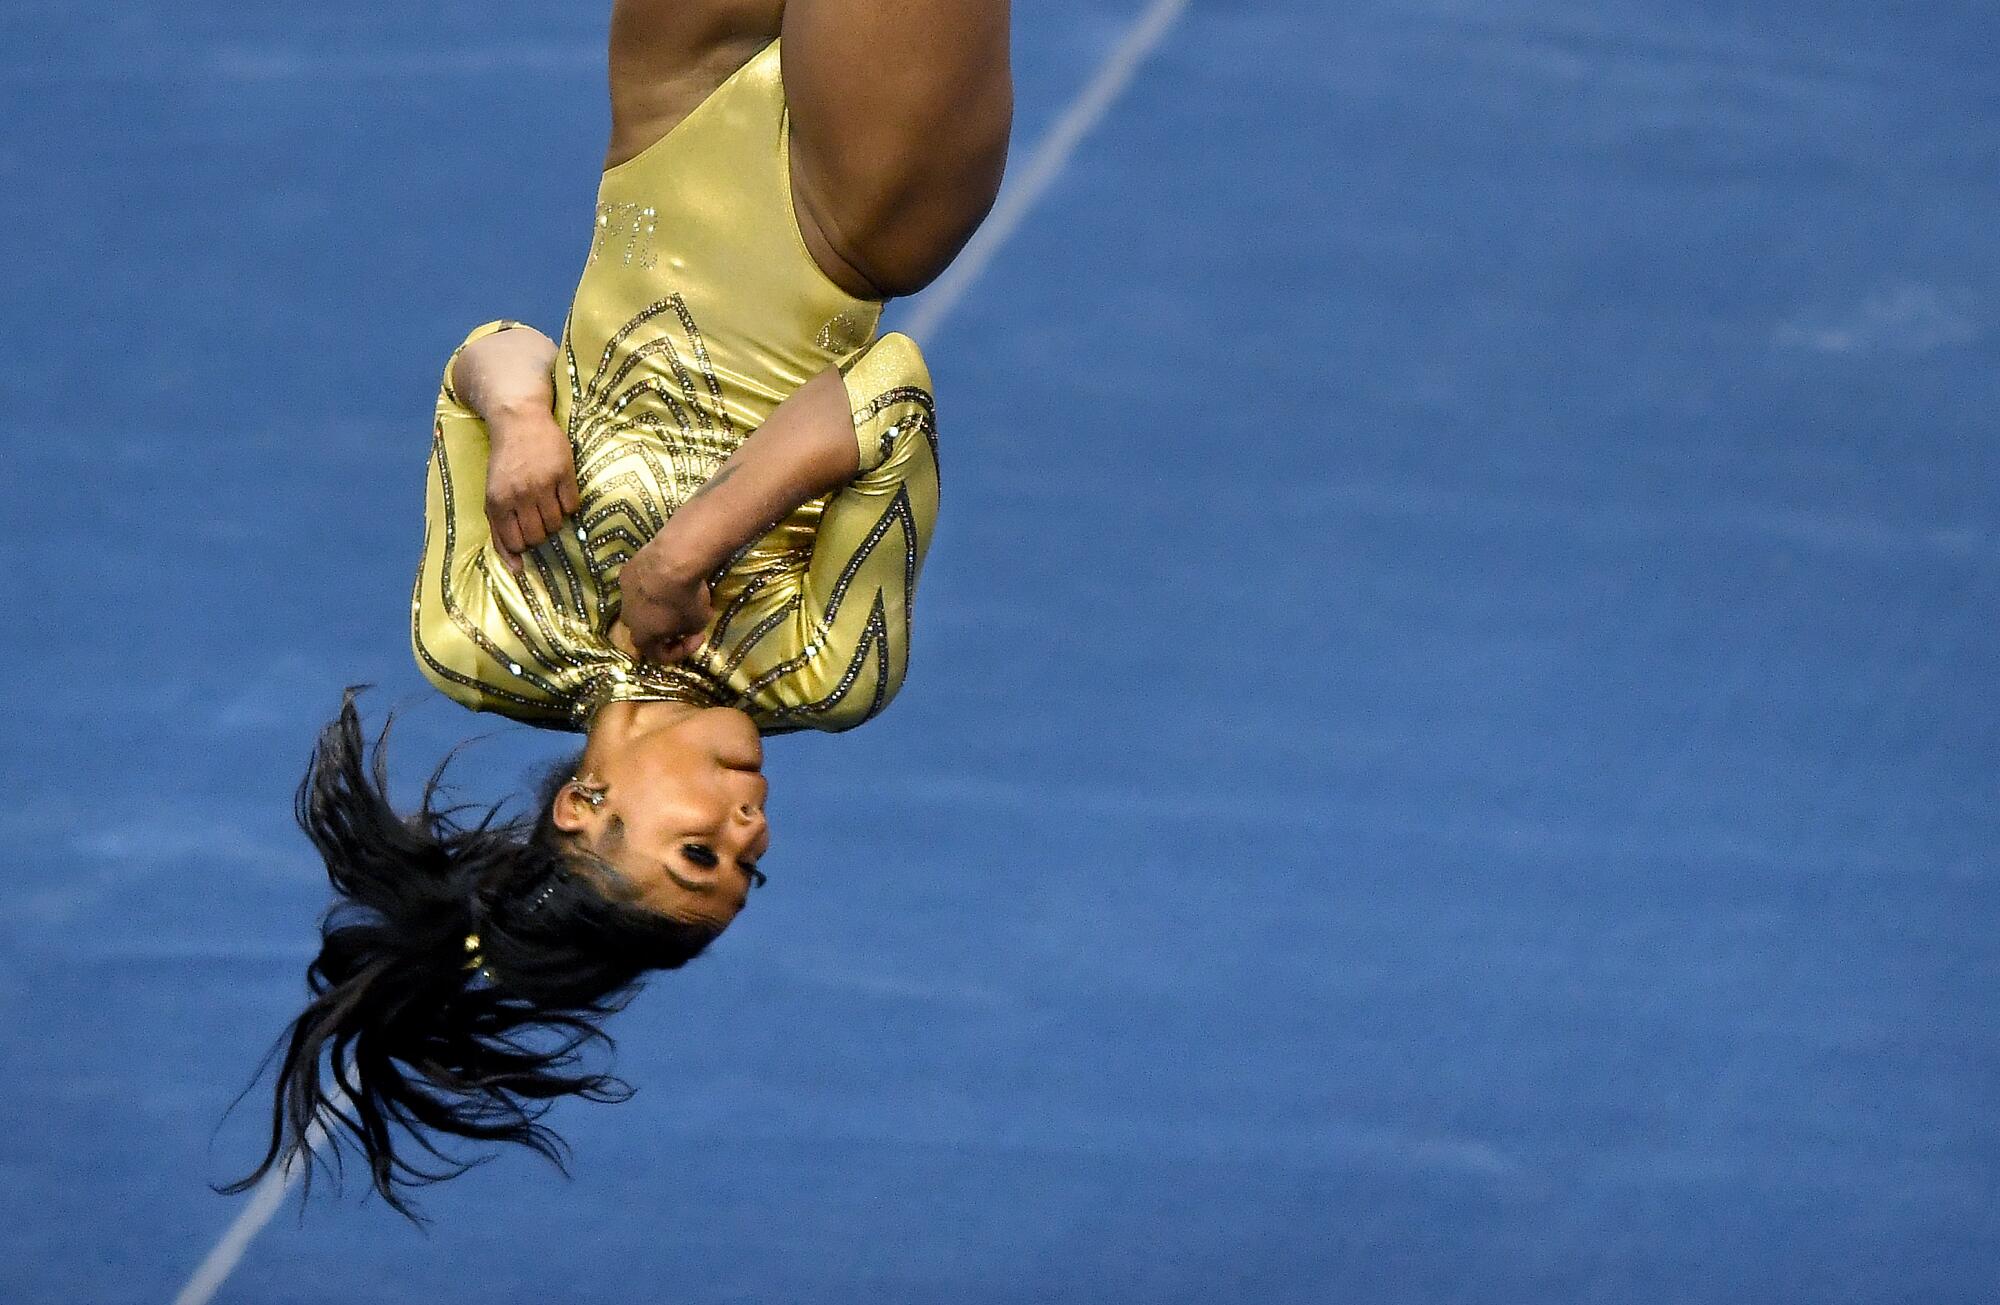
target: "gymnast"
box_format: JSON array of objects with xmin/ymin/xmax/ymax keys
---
[{"xmin": 229, "ymin": 0, "xmax": 1012, "ymax": 1219}]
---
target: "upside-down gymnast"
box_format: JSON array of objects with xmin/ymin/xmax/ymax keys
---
[{"xmin": 229, "ymin": 0, "xmax": 1012, "ymax": 1219}]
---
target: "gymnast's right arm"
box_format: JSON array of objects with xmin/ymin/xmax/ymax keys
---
[{"xmin": 447, "ymin": 323, "xmax": 580, "ymax": 574}]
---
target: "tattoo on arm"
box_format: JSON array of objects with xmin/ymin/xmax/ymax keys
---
[{"xmin": 689, "ymin": 465, "xmax": 739, "ymax": 499}]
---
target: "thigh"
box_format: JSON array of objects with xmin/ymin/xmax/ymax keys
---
[
  {"xmin": 782, "ymin": 0, "xmax": 1014, "ymax": 297},
  {"xmin": 605, "ymin": 0, "xmax": 785, "ymax": 167}
]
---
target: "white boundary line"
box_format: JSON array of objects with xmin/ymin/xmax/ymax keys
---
[
  {"xmin": 169, "ymin": 4, "xmax": 1191, "ymax": 1299},
  {"xmin": 903, "ymin": 0, "xmax": 1194, "ymax": 343},
  {"xmin": 171, "ymin": 1107, "xmax": 334, "ymax": 1305}
]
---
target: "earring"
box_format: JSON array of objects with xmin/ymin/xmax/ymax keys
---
[{"xmin": 570, "ymin": 776, "xmax": 607, "ymax": 808}]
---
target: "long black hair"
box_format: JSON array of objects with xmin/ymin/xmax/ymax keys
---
[{"xmin": 223, "ymin": 690, "xmax": 715, "ymax": 1222}]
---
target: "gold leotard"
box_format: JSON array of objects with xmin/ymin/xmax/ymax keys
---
[{"xmin": 412, "ymin": 40, "xmax": 940, "ymax": 735}]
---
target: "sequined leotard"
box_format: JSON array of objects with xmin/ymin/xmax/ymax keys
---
[{"xmin": 412, "ymin": 40, "xmax": 939, "ymax": 735}]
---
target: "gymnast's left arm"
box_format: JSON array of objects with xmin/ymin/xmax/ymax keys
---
[{"xmin": 618, "ymin": 367, "xmax": 860, "ymax": 664}]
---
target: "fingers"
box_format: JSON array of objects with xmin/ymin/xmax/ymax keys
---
[
  {"xmin": 484, "ymin": 415, "xmax": 582, "ymax": 575},
  {"xmin": 610, "ymin": 577, "xmax": 713, "ymax": 665},
  {"xmin": 531, "ymin": 494, "xmax": 564, "ymax": 544},
  {"xmin": 628, "ymin": 623, "xmax": 691, "ymax": 664},
  {"xmin": 488, "ymin": 501, "xmax": 528, "ymax": 574},
  {"xmin": 663, "ymin": 632, "xmax": 705, "ymax": 662},
  {"xmin": 487, "ymin": 483, "xmax": 577, "ymax": 575},
  {"xmin": 628, "ymin": 618, "xmax": 708, "ymax": 666},
  {"xmin": 642, "ymin": 633, "xmax": 706, "ymax": 665},
  {"xmin": 679, "ymin": 588, "xmax": 715, "ymax": 660},
  {"xmin": 652, "ymin": 592, "xmax": 714, "ymax": 663}
]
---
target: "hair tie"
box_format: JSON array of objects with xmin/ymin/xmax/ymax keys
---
[
  {"xmin": 463, "ymin": 871, "xmax": 562, "ymax": 973},
  {"xmin": 525, "ymin": 874, "xmax": 563, "ymax": 914}
]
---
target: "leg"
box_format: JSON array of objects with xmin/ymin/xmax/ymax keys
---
[
  {"xmin": 606, "ymin": 0, "xmax": 786, "ymax": 168},
  {"xmin": 782, "ymin": 0, "xmax": 1014, "ymax": 298}
]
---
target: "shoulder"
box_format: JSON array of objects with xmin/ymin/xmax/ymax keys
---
[{"xmin": 841, "ymin": 332, "xmax": 932, "ymax": 393}]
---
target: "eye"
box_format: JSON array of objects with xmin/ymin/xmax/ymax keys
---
[{"xmin": 680, "ymin": 843, "xmax": 719, "ymax": 868}]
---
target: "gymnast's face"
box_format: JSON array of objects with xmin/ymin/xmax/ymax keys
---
[{"xmin": 555, "ymin": 704, "xmax": 771, "ymax": 930}]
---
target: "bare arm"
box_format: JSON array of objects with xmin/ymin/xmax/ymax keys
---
[
  {"xmin": 448, "ymin": 325, "xmax": 581, "ymax": 573},
  {"xmin": 448, "ymin": 325, "xmax": 556, "ymax": 419},
  {"xmin": 618, "ymin": 367, "xmax": 859, "ymax": 662}
]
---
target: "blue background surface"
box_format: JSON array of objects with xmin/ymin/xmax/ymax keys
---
[{"xmin": 1, "ymin": 2, "xmax": 1995, "ymax": 1301}]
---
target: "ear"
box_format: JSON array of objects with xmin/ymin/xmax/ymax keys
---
[{"xmin": 550, "ymin": 782, "xmax": 605, "ymax": 835}]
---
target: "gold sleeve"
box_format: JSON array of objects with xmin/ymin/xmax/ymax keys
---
[
  {"xmin": 410, "ymin": 321, "xmax": 572, "ymax": 725},
  {"xmin": 746, "ymin": 332, "xmax": 940, "ymax": 730}
]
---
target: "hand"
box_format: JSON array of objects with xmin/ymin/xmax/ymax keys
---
[
  {"xmin": 617, "ymin": 544, "xmax": 715, "ymax": 664},
  {"xmin": 484, "ymin": 406, "xmax": 580, "ymax": 575}
]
